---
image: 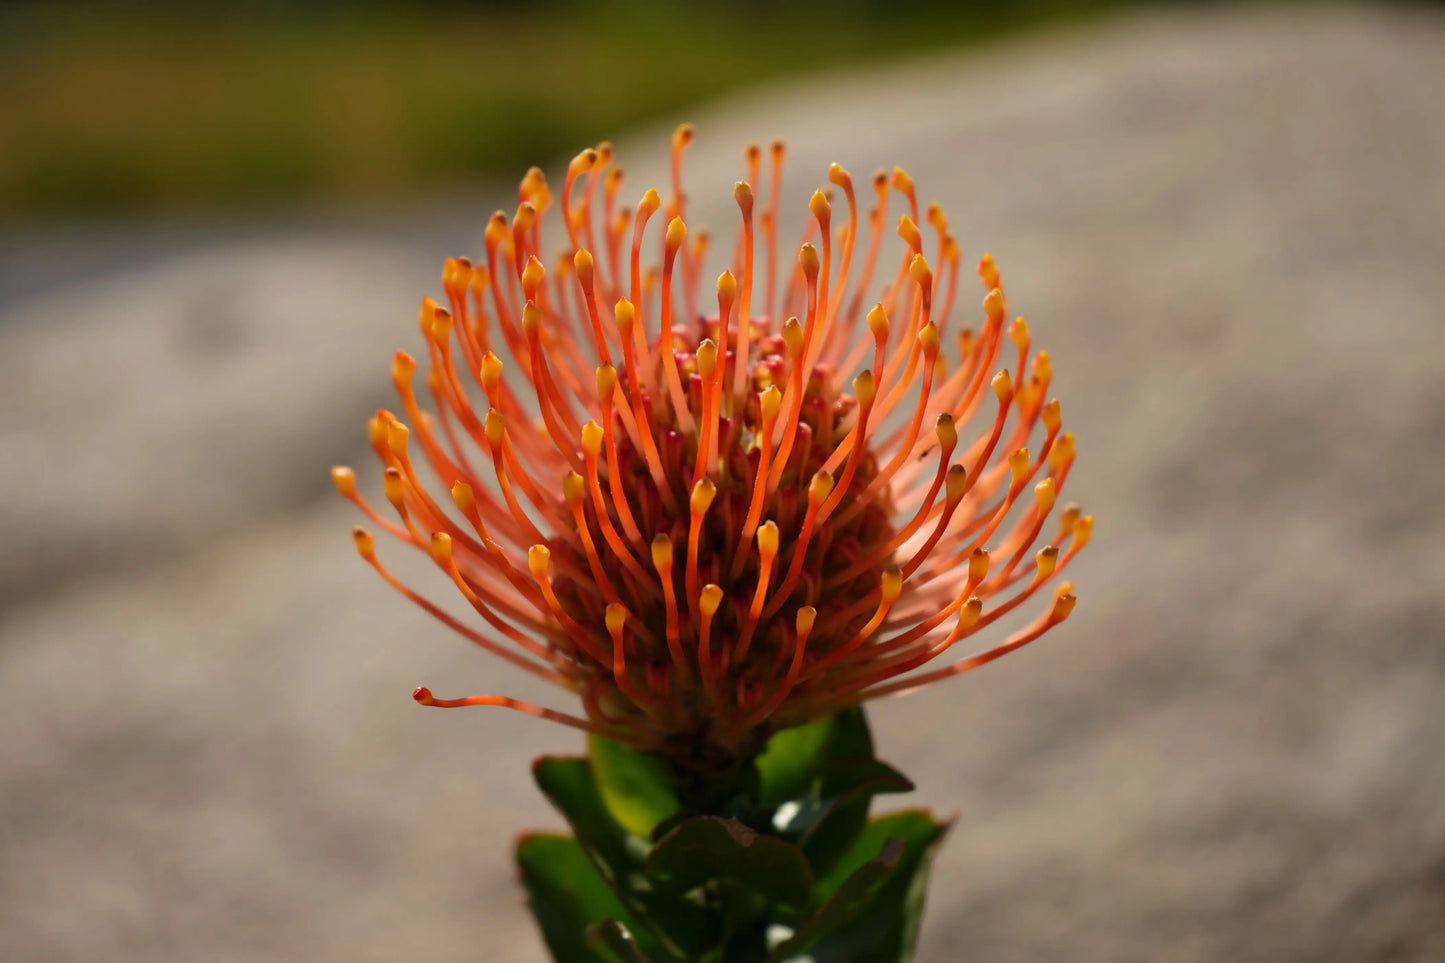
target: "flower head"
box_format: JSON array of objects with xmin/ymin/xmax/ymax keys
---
[{"xmin": 335, "ymin": 127, "xmax": 1090, "ymax": 762}]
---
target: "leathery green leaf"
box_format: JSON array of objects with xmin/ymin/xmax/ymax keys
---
[
  {"xmin": 588, "ymin": 733, "xmax": 683, "ymax": 840},
  {"xmin": 531, "ymin": 755, "xmax": 711, "ymax": 959},
  {"xmin": 754, "ymin": 707, "xmax": 874, "ymax": 808},
  {"xmin": 516, "ymin": 833, "xmax": 642, "ymax": 963},
  {"xmin": 646, "ymin": 815, "xmax": 815, "ymax": 913},
  {"xmin": 763, "ymin": 836, "xmax": 904, "ymax": 963},
  {"xmin": 800, "ymin": 809, "xmax": 952, "ymax": 963}
]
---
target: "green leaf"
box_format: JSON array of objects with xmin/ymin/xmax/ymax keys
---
[
  {"xmin": 799, "ymin": 759, "xmax": 914, "ymax": 877},
  {"xmin": 531, "ymin": 755, "xmax": 711, "ymax": 960},
  {"xmin": 646, "ymin": 816, "xmax": 815, "ymax": 913},
  {"xmin": 763, "ymin": 836, "xmax": 905, "ymax": 963},
  {"xmin": 588, "ymin": 733, "xmax": 683, "ymax": 840},
  {"xmin": 532, "ymin": 756, "xmax": 646, "ymax": 894},
  {"xmin": 756, "ymin": 711, "xmax": 908, "ymax": 878},
  {"xmin": 516, "ymin": 833, "xmax": 640, "ymax": 963},
  {"xmin": 800, "ymin": 810, "xmax": 953, "ymax": 963},
  {"xmin": 755, "ymin": 707, "xmax": 874, "ymax": 809},
  {"xmin": 585, "ymin": 920, "xmax": 653, "ymax": 963}
]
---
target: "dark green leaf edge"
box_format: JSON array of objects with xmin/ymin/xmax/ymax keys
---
[
  {"xmin": 531, "ymin": 755, "xmax": 710, "ymax": 960},
  {"xmin": 585, "ymin": 920, "xmax": 654, "ymax": 963},
  {"xmin": 517, "ymin": 832, "xmax": 640, "ymax": 963},
  {"xmin": 763, "ymin": 836, "xmax": 905, "ymax": 963},
  {"xmin": 646, "ymin": 815, "xmax": 816, "ymax": 913}
]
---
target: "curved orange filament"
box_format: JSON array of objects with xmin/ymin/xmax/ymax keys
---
[
  {"xmin": 579, "ymin": 439, "xmax": 654, "ymax": 589},
  {"xmin": 685, "ymin": 478, "xmax": 716, "ymax": 623},
  {"xmin": 658, "ymin": 220, "xmax": 695, "ymax": 435},
  {"xmin": 764, "ymin": 140, "xmax": 784, "ymax": 320},
  {"xmin": 761, "ymin": 474, "xmax": 831, "ymax": 622},
  {"xmin": 857, "ymin": 595, "xmax": 1075, "ymax": 703},
  {"xmin": 606, "ymin": 605, "xmax": 657, "ymax": 717},
  {"xmin": 730, "ymin": 387, "xmax": 782, "ymax": 579},
  {"xmin": 734, "ymin": 523, "xmax": 779, "ymax": 663},
  {"xmin": 413, "ymin": 687, "xmax": 600, "ymax": 733},
  {"xmin": 735, "ymin": 606, "xmax": 816, "ymax": 736},
  {"xmin": 731, "ymin": 182, "xmax": 756, "ymax": 414},
  {"xmin": 697, "ymin": 584, "xmax": 725, "ymax": 706},
  {"xmin": 651, "ymin": 535, "xmax": 687, "ymax": 674},
  {"xmin": 596, "ymin": 382, "xmax": 645, "ymax": 546},
  {"xmin": 355, "ymin": 532, "xmax": 572, "ymax": 689},
  {"xmin": 804, "ymin": 570, "xmax": 901, "ymax": 679}
]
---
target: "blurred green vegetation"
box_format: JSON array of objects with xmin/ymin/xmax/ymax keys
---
[{"xmin": 0, "ymin": 0, "xmax": 1130, "ymax": 217}]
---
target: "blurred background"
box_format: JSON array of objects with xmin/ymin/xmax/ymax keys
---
[{"xmin": 3, "ymin": 1, "xmax": 1444, "ymax": 960}]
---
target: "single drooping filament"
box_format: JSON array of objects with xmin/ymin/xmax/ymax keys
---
[{"xmin": 334, "ymin": 127, "xmax": 1091, "ymax": 759}]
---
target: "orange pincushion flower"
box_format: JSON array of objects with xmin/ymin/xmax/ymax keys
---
[{"xmin": 334, "ymin": 127, "xmax": 1090, "ymax": 760}]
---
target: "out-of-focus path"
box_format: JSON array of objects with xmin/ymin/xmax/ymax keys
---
[{"xmin": 3, "ymin": 5, "xmax": 1444, "ymax": 961}]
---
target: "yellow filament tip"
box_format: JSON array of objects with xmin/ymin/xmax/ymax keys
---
[
  {"xmin": 808, "ymin": 470, "xmax": 835, "ymax": 505},
  {"xmin": 574, "ymin": 249, "xmax": 595, "ymax": 291},
  {"xmin": 666, "ymin": 217, "xmax": 687, "ymax": 253},
  {"xmin": 697, "ymin": 339, "xmax": 718, "ymax": 378},
  {"xmin": 958, "ymin": 597, "xmax": 983, "ymax": 629},
  {"xmin": 691, "ymin": 477, "xmax": 717, "ymax": 513},
  {"xmin": 651, "ymin": 534, "xmax": 674, "ymax": 572},
  {"xmin": 918, "ymin": 322, "xmax": 940, "ymax": 356},
  {"xmin": 992, "ymin": 370, "xmax": 1014, "ymax": 402},
  {"xmin": 909, "ymin": 253, "xmax": 931, "ymax": 286},
  {"xmin": 969, "ymin": 548, "xmax": 990, "ymax": 583},
  {"xmin": 480, "ymin": 353, "xmax": 503, "ymax": 394},
  {"xmin": 935, "ymin": 413, "xmax": 957, "ymax": 449},
  {"xmin": 867, "ymin": 303, "xmax": 889, "ymax": 339},
  {"xmin": 1008, "ymin": 449, "xmax": 1030, "ymax": 489},
  {"xmin": 484, "ymin": 409, "xmax": 505, "ymax": 447},
  {"xmin": 522, "ymin": 301, "xmax": 542, "ymax": 338},
  {"xmin": 331, "ymin": 466, "xmax": 357, "ymax": 497},
  {"xmin": 580, "ymin": 421, "xmax": 604, "ymax": 457},
  {"xmin": 944, "ymin": 464, "xmax": 968, "ymax": 502},
  {"xmin": 798, "ymin": 243, "xmax": 820, "ymax": 280},
  {"xmin": 735, "ymin": 181, "xmax": 754, "ymax": 214},
  {"xmin": 984, "ymin": 289, "xmax": 1005, "ymax": 325},
  {"xmin": 1041, "ymin": 399, "xmax": 1062, "ymax": 433},
  {"xmin": 853, "ymin": 370, "xmax": 876, "ymax": 407},
  {"xmin": 880, "ymin": 567, "xmax": 904, "ymax": 603},
  {"xmin": 760, "ymin": 385, "xmax": 782, "ymax": 421},
  {"xmin": 614, "ymin": 298, "xmax": 636, "ymax": 334},
  {"xmin": 387, "ymin": 422, "xmax": 409, "ymax": 457},
  {"xmin": 757, "ymin": 520, "xmax": 779, "ymax": 557},
  {"xmin": 563, "ymin": 471, "xmax": 586, "ymax": 507},
  {"xmin": 430, "ymin": 532, "xmax": 452, "ymax": 565},
  {"xmin": 1036, "ymin": 546, "xmax": 1059, "ymax": 580},
  {"xmin": 451, "ymin": 482, "xmax": 476, "ymax": 517},
  {"xmin": 781, "ymin": 318, "xmax": 804, "ymax": 357},
  {"xmin": 898, "ymin": 215, "xmax": 922, "ymax": 254},
  {"xmin": 596, "ymin": 363, "xmax": 617, "ymax": 399},
  {"xmin": 1034, "ymin": 477, "xmax": 1057, "ymax": 514},
  {"xmin": 717, "ymin": 270, "xmax": 737, "ymax": 304},
  {"xmin": 809, "ymin": 189, "xmax": 831, "ymax": 220}
]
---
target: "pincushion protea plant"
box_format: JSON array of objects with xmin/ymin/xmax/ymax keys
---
[{"xmin": 334, "ymin": 126, "xmax": 1090, "ymax": 963}]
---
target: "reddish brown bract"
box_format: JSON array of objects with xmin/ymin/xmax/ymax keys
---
[{"xmin": 335, "ymin": 127, "xmax": 1091, "ymax": 759}]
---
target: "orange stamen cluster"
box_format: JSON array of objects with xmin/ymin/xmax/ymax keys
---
[{"xmin": 335, "ymin": 127, "xmax": 1091, "ymax": 759}]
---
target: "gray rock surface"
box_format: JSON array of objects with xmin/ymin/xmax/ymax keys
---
[{"xmin": 3, "ymin": 5, "xmax": 1444, "ymax": 961}]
